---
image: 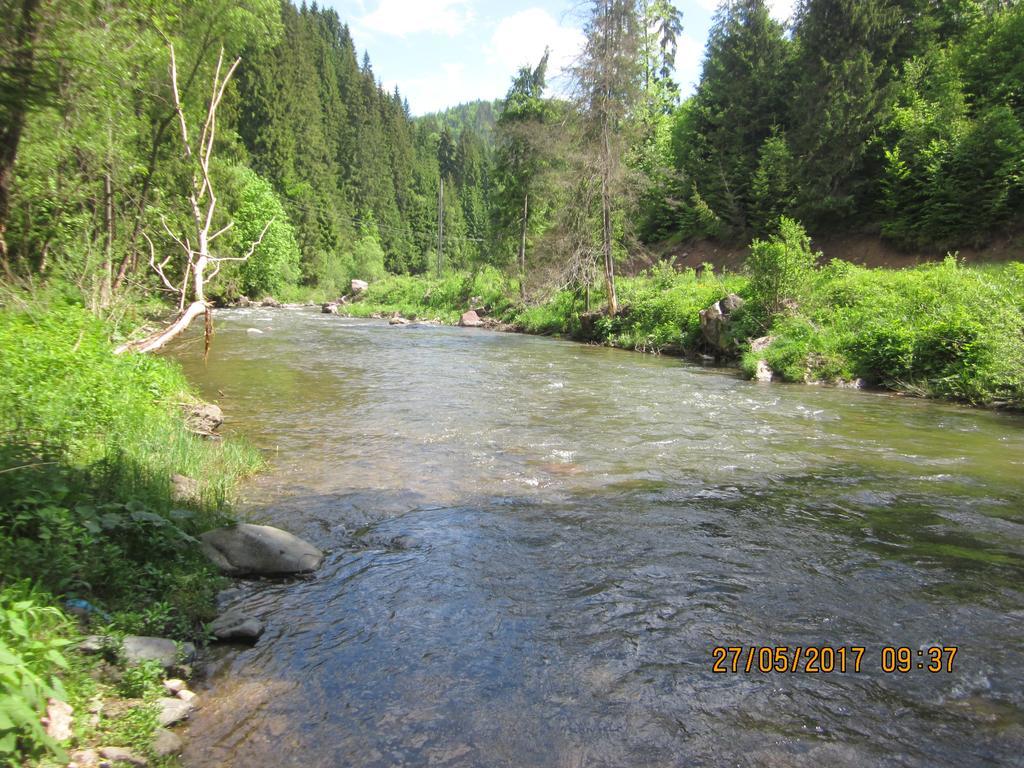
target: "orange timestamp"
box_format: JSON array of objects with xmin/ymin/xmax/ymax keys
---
[{"xmin": 711, "ymin": 645, "xmax": 959, "ymax": 674}]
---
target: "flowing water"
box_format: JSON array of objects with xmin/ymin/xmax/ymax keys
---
[{"xmin": 173, "ymin": 307, "xmax": 1024, "ymax": 768}]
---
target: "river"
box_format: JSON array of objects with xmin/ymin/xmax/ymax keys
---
[{"xmin": 172, "ymin": 307, "xmax": 1024, "ymax": 767}]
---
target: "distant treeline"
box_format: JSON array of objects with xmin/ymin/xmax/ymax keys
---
[{"xmin": 650, "ymin": 0, "xmax": 1024, "ymax": 249}]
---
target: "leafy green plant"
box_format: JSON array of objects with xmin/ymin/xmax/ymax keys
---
[
  {"xmin": 0, "ymin": 585, "xmax": 73, "ymax": 766},
  {"xmin": 745, "ymin": 217, "xmax": 820, "ymax": 322}
]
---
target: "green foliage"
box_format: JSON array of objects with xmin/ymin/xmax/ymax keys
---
[
  {"xmin": 0, "ymin": 303, "xmax": 260, "ymax": 639},
  {"xmin": 755, "ymin": 256, "xmax": 1024, "ymax": 405},
  {"xmin": 745, "ymin": 217, "xmax": 820, "ymax": 320},
  {"xmin": 881, "ymin": 45, "xmax": 1024, "ymax": 247},
  {"xmin": 0, "ymin": 584, "xmax": 72, "ymax": 766},
  {"xmin": 234, "ymin": 169, "xmax": 301, "ymax": 298},
  {"xmin": 116, "ymin": 660, "xmax": 165, "ymax": 700}
]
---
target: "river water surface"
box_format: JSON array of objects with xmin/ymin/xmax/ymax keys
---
[{"xmin": 173, "ymin": 308, "xmax": 1024, "ymax": 767}]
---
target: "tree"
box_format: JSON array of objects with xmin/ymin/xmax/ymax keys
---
[
  {"xmin": 573, "ymin": 0, "xmax": 643, "ymax": 315},
  {"xmin": 0, "ymin": 0, "xmax": 42, "ymax": 278},
  {"xmin": 678, "ymin": 0, "xmax": 790, "ymax": 236},
  {"xmin": 788, "ymin": 0, "xmax": 901, "ymax": 225},
  {"xmin": 116, "ymin": 46, "xmax": 270, "ymax": 355},
  {"xmin": 494, "ymin": 50, "xmax": 550, "ymax": 298}
]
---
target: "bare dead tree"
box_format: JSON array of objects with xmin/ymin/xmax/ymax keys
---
[{"xmin": 116, "ymin": 45, "xmax": 270, "ymax": 355}]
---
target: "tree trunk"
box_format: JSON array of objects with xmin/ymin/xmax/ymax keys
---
[
  {"xmin": 0, "ymin": 0, "xmax": 42, "ymax": 280},
  {"xmin": 99, "ymin": 166, "xmax": 114, "ymax": 308},
  {"xmin": 114, "ymin": 300, "xmax": 207, "ymax": 355},
  {"xmin": 437, "ymin": 176, "xmax": 444, "ymax": 275},
  {"xmin": 601, "ymin": 126, "xmax": 617, "ymax": 316},
  {"xmin": 519, "ymin": 191, "xmax": 528, "ymax": 301}
]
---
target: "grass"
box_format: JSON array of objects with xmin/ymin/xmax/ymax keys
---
[{"xmin": 0, "ymin": 294, "xmax": 263, "ymax": 765}]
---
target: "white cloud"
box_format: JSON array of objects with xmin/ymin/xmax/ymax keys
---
[
  {"xmin": 487, "ymin": 8, "xmax": 586, "ymax": 91},
  {"xmin": 360, "ymin": 0, "xmax": 473, "ymax": 37},
  {"xmin": 392, "ymin": 62, "xmax": 491, "ymax": 114},
  {"xmin": 674, "ymin": 33, "xmax": 704, "ymax": 95},
  {"xmin": 766, "ymin": 0, "xmax": 796, "ymax": 22}
]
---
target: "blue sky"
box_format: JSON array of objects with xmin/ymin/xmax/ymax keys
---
[{"xmin": 320, "ymin": 0, "xmax": 796, "ymax": 115}]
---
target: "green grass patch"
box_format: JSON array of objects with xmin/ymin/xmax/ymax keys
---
[{"xmin": 0, "ymin": 297, "xmax": 262, "ymax": 764}]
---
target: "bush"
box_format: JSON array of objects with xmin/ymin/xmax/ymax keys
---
[
  {"xmin": 233, "ymin": 168, "xmax": 302, "ymax": 298},
  {"xmin": 745, "ymin": 217, "xmax": 820, "ymax": 321},
  {"xmin": 0, "ymin": 302, "xmax": 261, "ymax": 637},
  {"xmin": 0, "ymin": 584, "xmax": 73, "ymax": 765}
]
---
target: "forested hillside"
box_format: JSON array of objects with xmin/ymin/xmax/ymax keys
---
[
  {"xmin": 2, "ymin": 0, "xmax": 1020, "ymax": 314},
  {"xmin": 655, "ymin": 0, "xmax": 1024, "ymax": 249}
]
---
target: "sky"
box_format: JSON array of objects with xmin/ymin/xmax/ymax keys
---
[{"xmin": 320, "ymin": 0, "xmax": 797, "ymax": 115}]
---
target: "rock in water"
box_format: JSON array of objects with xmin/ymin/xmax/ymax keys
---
[
  {"xmin": 209, "ymin": 608, "xmax": 265, "ymax": 642},
  {"xmin": 321, "ymin": 302, "xmax": 339, "ymax": 314},
  {"xmin": 199, "ymin": 523, "xmax": 324, "ymax": 575},
  {"xmin": 388, "ymin": 315, "xmax": 410, "ymax": 325},
  {"xmin": 459, "ymin": 310, "xmax": 484, "ymax": 328},
  {"xmin": 152, "ymin": 728, "xmax": 183, "ymax": 757},
  {"xmin": 754, "ymin": 359, "xmax": 774, "ymax": 382},
  {"xmin": 121, "ymin": 636, "xmax": 196, "ymax": 669}
]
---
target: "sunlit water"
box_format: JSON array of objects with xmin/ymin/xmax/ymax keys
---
[{"xmin": 172, "ymin": 308, "xmax": 1024, "ymax": 767}]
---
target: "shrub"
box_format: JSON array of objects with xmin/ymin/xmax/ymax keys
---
[
  {"xmin": 0, "ymin": 584, "xmax": 73, "ymax": 765},
  {"xmin": 745, "ymin": 217, "xmax": 820, "ymax": 321}
]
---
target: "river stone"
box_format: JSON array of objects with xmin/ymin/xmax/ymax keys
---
[
  {"xmin": 259, "ymin": 296, "xmax": 281, "ymax": 307},
  {"xmin": 351, "ymin": 279, "xmax": 369, "ymax": 294},
  {"xmin": 163, "ymin": 679, "xmax": 187, "ymax": 695},
  {"xmin": 151, "ymin": 728, "xmax": 183, "ymax": 757},
  {"xmin": 209, "ymin": 608, "xmax": 264, "ymax": 642},
  {"xmin": 754, "ymin": 359, "xmax": 774, "ymax": 382},
  {"xmin": 459, "ymin": 310, "xmax": 484, "ymax": 328},
  {"xmin": 184, "ymin": 403, "xmax": 223, "ymax": 435},
  {"xmin": 156, "ymin": 697, "xmax": 193, "ymax": 727},
  {"xmin": 321, "ymin": 302, "xmax": 339, "ymax": 314},
  {"xmin": 121, "ymin": 636, "xmax": 195, "ymax": 669},
  {"xmin": 199, "ymin": 523, "xmax": 324, "ymax": 575},
  {"xmin": 388, "ymin": 315, "xmax": 410, "ymax": 325},
  {"xmin": 98, "ymin": 746, "xmax": 148, "ymax": 766}
]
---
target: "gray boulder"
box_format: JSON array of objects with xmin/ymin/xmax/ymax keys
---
[
  {"xmin": 459, "ymin": 310, "xmax": 484, "ymax": 328},
  {"xmin": 184, "ymin": 403, "xmax": 223, "ymax": 435},
  {"xmin": 753, "ymin": 359, "xmax": 774, "ymax": 382},
  {"xmin": 121, "ymin": 636, "xmax": 195, "ymax": 669},
  {"xmin": 209, "ymin": 608, "xmax": 264, "ymax": 643},
  {"xmin": 388, "ymin": 315, "xmax": 409, "ymax": 325},
  {"xmin": 321, "ymin": 302, "xmax": 339, "ymax": 314},
  {"xmin": 199, "ymin": 523, "xmax": 324, "ymax": 576},
  {"xmin": 350, "ymin": 279, "xmax": 369, "ymax": 294},
  {"xmin": 156, "ymin": 697, "xmax": 192, "ymax": 727},
  {"xmin": 699, "ymin": 293, "xmax": 745, "ymax": 353},
  {"xmin": 152, "ymin": 728, "xmax": 183, "ymax": 757}
]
